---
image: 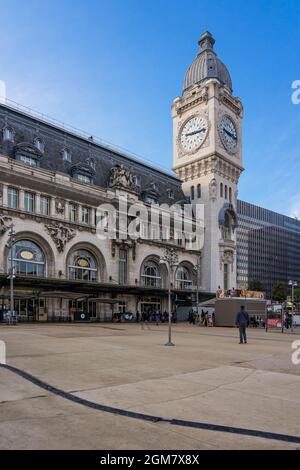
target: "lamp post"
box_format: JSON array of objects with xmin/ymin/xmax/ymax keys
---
[
  {"xmin": 159, "ymin": 248, "xmax": 179, "ymax": 346},
  {"xmin": 193, "ymin": 255, "xmax": 201, "ymax": 317},
  {"xmin": 289, "ymin": 280, "xmax": 297, "ymax": 332},
  {"xmin": 6, "ymin": 224, "xmax": 16, "ymax": 324}
]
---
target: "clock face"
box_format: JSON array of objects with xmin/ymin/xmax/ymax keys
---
[
  {"xmin": 180, "ymin": 116, "xmax": 208, "ymax": 153},
  {"xmin": 218, "ymin": 115, "xmax": 238, "ymax": 152}
]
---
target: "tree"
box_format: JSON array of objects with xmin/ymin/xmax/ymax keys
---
[
  {"xmin": 249, "ymin": 280, "xmax": 265, "ymax": 292},
  {"xmin": 292, "ymin": 288, "xmax": 300, "ymax": 312},
  {"xmin": 272, "ymin": 282, "xmax": 287, "ymax": 302}
]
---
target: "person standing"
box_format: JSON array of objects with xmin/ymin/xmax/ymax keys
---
[{"xmin": 235, "ymin": 305, "xmax": 249, "ymax": 344}]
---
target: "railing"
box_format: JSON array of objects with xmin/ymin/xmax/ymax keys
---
[{"xmin": 0, "ymin": 97, "xmax": 175, "ymax": 176}]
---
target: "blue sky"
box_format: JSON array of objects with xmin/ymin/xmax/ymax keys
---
[{"xmin": 0, "ymin": 0, "xmax": 299, "ymax": 217}]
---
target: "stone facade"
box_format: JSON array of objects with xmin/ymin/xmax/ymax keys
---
[{"xmin": 172, "ymin": 33, "xmax": 244, "ymax": 293}]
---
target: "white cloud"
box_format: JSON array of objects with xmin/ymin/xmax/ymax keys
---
[{"xmin": 289, "ymin": 198, "xmax": 300, "ymax": 220}]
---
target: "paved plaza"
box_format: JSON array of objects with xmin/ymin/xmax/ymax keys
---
[{"xmin": 0, "ymin": 323, "xmax": 299, "ymax": 450}]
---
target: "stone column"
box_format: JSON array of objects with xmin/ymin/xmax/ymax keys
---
[
  {"xmin": 77, "ymin": 205, "xmax": 83, "ymax": 224},
  {"xmin": 19, "ymin": 189, "xmax": 25, "ymax": 210},
  {"xmin": 35, "ymin": 192, "xmax": 41, "ymax": 214},
  {"xmin": 2, "ymin": 184, "xmax": 8, "ymax": 206}
]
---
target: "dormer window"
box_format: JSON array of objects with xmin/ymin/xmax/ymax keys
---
[
  {"xmin": 150, "ymin": 182, "xmax": 158, "ymax": 191},
  {"xmin": 14, "ymin": 142, "xmax": 42, "ymax": 168},
  {"xmin": 87, "ymin": 157, "xmax": 96, "ymax": 170},
  {"xmin": 77, "ymin": 173, "xmax": 92, "ymax": 184},
  {"xmin": 34, "ymin": 138, "xmax": 45, "ymax": 153},
  {"xmin": 62, "ymin": 148, "xmax": 71, "ymax": 162},
  {"xmin": 167, "ymin": 189, "xmax": 174, "ymax": 199},
  {"xmin": 3, "ymin": 126, "xmax": 14, "ymax": 142},
  {"xmin": 145, "ymin": 195, "xmax": 157, "ymax": 205},
  {"xmin": 19, "ymin": 155, "xmax": 38, "ymax": 167},
  {"xmin": 133, "ymin": 175, "xmax": 141, "ymax": 188}
]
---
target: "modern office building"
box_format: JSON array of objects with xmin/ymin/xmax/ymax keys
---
[{"xmin": 237, "ymin": 200, "xmax": 300, "ymax": 297}]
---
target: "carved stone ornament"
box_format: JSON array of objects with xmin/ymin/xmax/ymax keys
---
[
  {"xmin": 45, "ymin": 222, "xmax": 75, "ymax": 252},
  {"xmin": 108, "ymin": 164, "xmax": 135, "ymax": 191},
  {"xmin": 55, "ymin": 198, "xmax": 65, "ymax": 214},
  {"xmin": 220, "ymin": 250, "xmax": 234, "ymax": 271},
  {"xmin": 0, "ymin": 214, "xmax": 12, "ymax": 236},
  {"xmin": 209, "ymin": 178, "xmax": 217, "ymax": 200}
]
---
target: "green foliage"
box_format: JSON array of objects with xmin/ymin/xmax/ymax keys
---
[
  {"xmin": 272, "ymin": 282, "xmax": 287, "ymax": 302},
  {"xmin": 249, "ymin": 280, "xmax": 265, "ymax": 292}
]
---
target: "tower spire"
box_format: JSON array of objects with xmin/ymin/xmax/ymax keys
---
[{"xmin": 198, "ymin": 31, "xmax": 215, "ymax": 51}]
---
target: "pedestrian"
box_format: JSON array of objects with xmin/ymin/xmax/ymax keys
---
[
  {"xmin": 136, "ymin": 310, "xmax": 140, "ymax": 323},
  {"xmin": 141, "ymin": 310, "xmax": 151, "ymax": 330},
  {"xmin": 235, "ymin": 305, "xmax": 249, "ymax": 344}
]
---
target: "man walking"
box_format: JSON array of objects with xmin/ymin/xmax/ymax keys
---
[{"xmin": 235, "ymin": 305, "xmax": 249, "ymax": 344}]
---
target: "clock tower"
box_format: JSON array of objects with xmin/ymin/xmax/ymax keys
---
[{"xmin": 172, "ymin": 31, "xmax": 244, "ymax": 293}]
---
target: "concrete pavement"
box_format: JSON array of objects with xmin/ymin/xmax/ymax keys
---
[{"xmin": 0, "ymin": 323, "xmax": 299, "ymax": 449}]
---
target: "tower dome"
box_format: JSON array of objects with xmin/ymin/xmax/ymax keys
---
[{"xmin": 183, "ymin": 31, "xmax": 232, "ymax": 92}]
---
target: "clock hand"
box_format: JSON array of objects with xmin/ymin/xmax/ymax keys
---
[
  {"xmin": 223, "ymin": 128, "xmax": 237, "ymax": 140},
  {"xmin": 185, "ymin": 128, "xmax": 205, "ymax": 137}
]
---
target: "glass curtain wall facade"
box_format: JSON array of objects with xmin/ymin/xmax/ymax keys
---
[{"xmin": 237, "ymin": 200, "xmax": 300, "ymax": 297}]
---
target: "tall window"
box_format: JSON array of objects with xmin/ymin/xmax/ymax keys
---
[
  {"xmin": 69, "ymin": 204, "xmax": 77, "ymax": 222},
  {"xmin": 225, "ymin": 185, "xmax": 228, "ymax": 199},
  {"xmin": 141, "ymin": 260, "xmax": 161, "ymax": 287},
  {"xmin": 191, "ymin": 185, "xmax": 195, "ymax": 200},
  {"xmin": 3, "ymin": 126, "xmax": 14, "ymax": 142},
  {"xmin": 40, "ymin": 196, "xmax": 50, "ymax": 216},
  {"xmin": 10, "ymin": 240, "xmax": 45, "ymax": 277},
  {"xmin": 133, "ymin": 175, "xmax": 141, "ymax": 188},
  {"xmin": 87, "ymin": 158, "xmax": 96, "ymax": 170},
  {"xmin": 220, "ymin": 182, "xmax": 223, "ymax": 197},
  {"xmin": 68, "ymin": 249, "xmax": 98, "ymax": 282},
  {"xmin": 119, "ymin": 248, "xmax": 127, "ymax": 285},
  {"xmin": 34, "ymin": 138, "xmax": 44, "ymax": 153},
  {"xmin": 8, "ymin": 187, "xmax": 19, "ymax": 209},
  {"xmin": 197, "ymin": 184, "xmax": 201, "ymax": 198},
  {"xmin": 229, "ymin": 187, "xmax": 232, "ymax": 203},
  {"xmin": 62, "ymin": 148, "xmax": 71, "ymax": 162},
  {"xmin": 24, "ymin": 192, "xmax": 35, "ymax": 213},
  {"xmin": 82, "ymin": 207, "xmax": 90, "ymax": 224},
  {"xmin": 224, "ymin": 263, "xmax": 229, "ymax": 291},
  {"xmin": 176, "ymin": 266, "xmax": 192, "ymax": 290}
]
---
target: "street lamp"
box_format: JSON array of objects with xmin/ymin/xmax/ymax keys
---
[
  {"xmin": 193, "ymin": 255, "xmax": 201, "ymax": 316},
  {"xmin": 159, "ymin": 248, "xmax": 179, "ymax": 346},
  {"xmin": 288, "ymin": 280, "xmax": 297, "ymax": 332},
  {"xmin": 6, "ymin": 224, "xmax": 16, "ymax": 325}
]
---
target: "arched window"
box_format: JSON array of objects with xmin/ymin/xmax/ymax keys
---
[
  {"xmin": 229, "ymin": 187, "xmax": 232, "ymax": 202},
  {"xmin": 191, "ymin": 186, "xmax": 195, "ymax": 200},
  {"xmin": 225, "ymin": 185, "xmax": 228, "ymax": 199},
  {"xmin": 34, "ymin": 138, "xmax": 45, "ymax": 153},
  {"xmin": 141, "ymin": 260, "xmax": 161, "ymax": 287},
  {"xmin": 220, "ymin": 183, "xmax": 223, "ymax": 197},
  {"xmin": 3, "ymin": 126, "xmax": 14, "ymax": 142},
  {"xmin": 176, "ymin": 266, "xmax": 192, "ymax": 290},
  {"xmin": 197, "ymin": 184, "xmax": 201, "ymax": 199},
  {"xmin": 68, "ymin": 249, "xmax": 98, "ymax": 281},
  {"xmin": 9, "ymin": 240, "xmax": 45, "ymax": 277},
  {"xmin": 62, "ymin": 148, "xmax": 71, "ymax": 162},
  {"xmin": 222, "ymin": 212, "xmax": 232, "ymax": 240},
  {"xmin": 87, "ymin": 158, "xmax": 96, "ymax": 170}
]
